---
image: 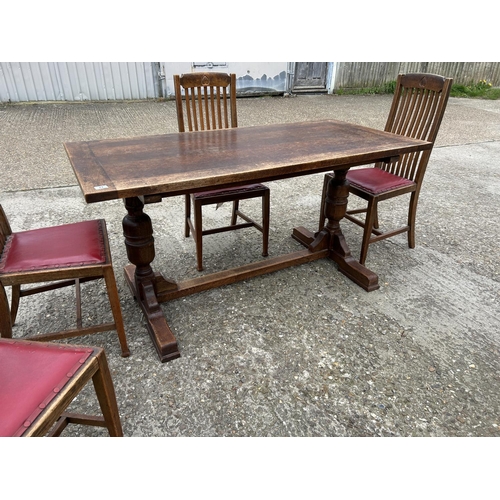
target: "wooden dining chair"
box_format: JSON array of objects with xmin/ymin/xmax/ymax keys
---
[
  {"xmin": 0, "ymin": 338, "xmax": 123, "ymax": 436},
  {"xmin": 0, "ymin": 205, "xmax": 130, "ymax": 357},
  {"xmin": 319, "ymin": 73, "xmax": 453, "ymax": 264},
  {"xmin": 174, "ymin": 72, "xmax": 270, "ymax": 271}
]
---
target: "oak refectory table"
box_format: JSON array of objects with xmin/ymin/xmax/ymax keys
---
[{"xmin": 64, "ymin": 120, "xmax": 432, "ymax": 363}]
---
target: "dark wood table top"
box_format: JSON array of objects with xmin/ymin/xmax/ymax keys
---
[{"xmin": 64, "ymin": 119, "xmax": 432, "ymax": 203}]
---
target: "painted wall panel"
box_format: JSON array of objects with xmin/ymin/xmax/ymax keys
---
[{"xmin": 160, "ymin": 62, "xmax": 288, "ymax": 97}]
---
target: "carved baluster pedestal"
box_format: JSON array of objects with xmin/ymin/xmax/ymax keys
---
[
  {"xmin": 122, "ymin": 196, "xmax": 181, "ymax": 362},
  {"xmin": 292, "ymin": 169, "xmax": 379, "ymax": 292}
]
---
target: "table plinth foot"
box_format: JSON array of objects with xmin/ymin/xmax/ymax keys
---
[
  {"xmin": 292, "ymin": 226, "xmax": 316, "ymax": 248},
  {"xmin": 124, "ymin": 265, "xmax": 181, "ymax": 363},
  {"xmin": 329, "ymin": 229, "xmax": 379, "ymax": 292},
  {"xmin": 292, "ymin": 226, "xmax": 330, "ymax": 252},
  {"xmin": 329, "ymin": 253, "xmax": 379, "ymax": 292},
  {"xmin": 292, "ymin": 226, "xmax": 379, "ymax": 292}
]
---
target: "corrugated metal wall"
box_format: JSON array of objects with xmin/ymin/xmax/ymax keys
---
[
  {"xmin": 334, "ymin": 62, "xmax": 500, "ymax": 90},
  {"xmin": 0, "ymin": 62, "xmax": 160, "ymax": 103}
]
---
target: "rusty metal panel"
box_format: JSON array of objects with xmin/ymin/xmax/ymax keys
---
[{"xmin": 0, "ymin": 62, "xmax": 160, "ymax": 103}]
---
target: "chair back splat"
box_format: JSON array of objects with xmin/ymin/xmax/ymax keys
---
[
  {"xmin": 172, "ymin": 72, "xmax": 270, "ymax": 272},
  {"xmin": 319, "ymin": 73, "xmax": 453, "ymax": 265}
]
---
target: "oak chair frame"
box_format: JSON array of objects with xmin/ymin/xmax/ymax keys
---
[
  {"xmin": 174, "ymin": 72, "xmax": 270, "ymax": 271},
  {"xmin": 319, "ymin": 73, "xmax": 453, "ymax": 264},
  {"xmin": 0, "ymin": 205, "xmax": 130, "ymax": 357}
]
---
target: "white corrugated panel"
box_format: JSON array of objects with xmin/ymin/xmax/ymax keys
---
[{"xmin": 0, "ymin": 62, "xmax": 160, "ymax": 103}]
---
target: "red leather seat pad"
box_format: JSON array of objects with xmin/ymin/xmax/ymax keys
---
[
  {"xmin": 0, "ymin": 220, "xmax": 106, "ymax": 273},
  {"xmin": 347, "ymin": 168, "xmax": 415, "ymax": 195},
  {"xmin": 193, "ymin": 183, "xmax": 266, "ymax": 199},
  {"xmin": 0, "ymin": 339, "xmax": 93, "ymax": 437}
]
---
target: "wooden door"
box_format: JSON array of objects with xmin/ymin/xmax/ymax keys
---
[{"xmin": 292, "ymin": 62, "xmax": 328, "ymax": 92}]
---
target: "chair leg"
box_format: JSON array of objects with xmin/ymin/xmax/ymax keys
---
[
  {"xmin": 10, "ymin": 284, "xmax": 21, "ymax": 325},
  {"xmin": 0, "ymin": 283, "xmax": 13, "ymax": 338},
  {"xmin": 373, "ymin": 204, "xmax": 379, "ymax": 230},
  {"xmin": 102, "ymin": 266, "xmax": 130, "ymax": 357},
  {"xmin": 318, "ymin": 173, "xmax": 330, "ymax": 231},
  {"xmin": 185, "ymin": 194, "xmax": 191, "ymax": 237},
  {"xmin": 194, "ymin": 199, "xmax": 204, "ymax": 271},
  {"xmin": 231, "ymin": 199, "xmax": 239, "ymax": 226},
  {"xmin": 359, "ymin": 198, "xmax": 378, "ymax": 265},
  {"xmin": 262, "ymin": 189, "xmax": 270, "ymax": 257},
  {"xmin": 75, "ymin": 279, "xmax": 82, "ymax": 328},
  {"xmin": 407, "ymin": 192, "xmax": 418, "ymax": 248},
  {"xmin": 92, "ymin": 349, "xmax": 124, "ymax": 437}
]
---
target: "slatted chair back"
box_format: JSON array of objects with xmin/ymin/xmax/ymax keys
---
[
  {"xmin": 376, "ymin": 73, "xmax": 452, "ymax": 183},
  {"xmin": 174, "ymin": 72, "xmax": 237, "ymax": 133}
]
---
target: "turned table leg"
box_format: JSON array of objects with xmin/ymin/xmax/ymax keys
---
[
  {"xmin": 122, "ymin": 196, "xmax": 181, "ymax": 362},
  {"xmin": 324, "ymin": 169, "xmax": 379, "ymax": 291},
  {"xmin": 293, "ymin": 168, "xmax": 379, "ymax": 292}
]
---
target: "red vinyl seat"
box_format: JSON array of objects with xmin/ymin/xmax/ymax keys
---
[
  {"xmin": 347, "ymin": 167, "xmax": 415, "ymax": 195},
  {"xmin": 0, "ymin": 220, "xmax": 106, "ymax": 272},
  {"xmin": 192, "ymin": 184, "xmax": 266, "ymax": 200},
  {"xmin": 0, "ymin": 338, "xmax": 123, "ymax": 437}
]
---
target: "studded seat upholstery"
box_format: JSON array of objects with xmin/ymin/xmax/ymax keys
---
[
  {"xmin": 347, "ymin": 167, "xmax": 415, "ymax": 195},
  {"xmin": 0, "ymin": 220, "xmax": 106, "ymax": 273},
  {"xmin": 192, "ymin": 184, "xmax": 266, "ymax": 200},
  {"xmin": 0, "ymin": 338, "xmax": 123, "ymax": 437}
]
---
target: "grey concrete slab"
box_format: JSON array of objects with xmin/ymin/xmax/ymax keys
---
[{"xmin": 1, "ymin": 95, "xmax": 499, "ymax": 437}]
